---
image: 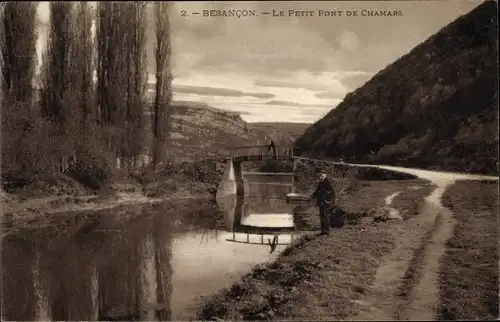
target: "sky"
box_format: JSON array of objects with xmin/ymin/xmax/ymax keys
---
[{"xmin": 36, "ymin": 1, "xmax": 483, "ymax": 123}]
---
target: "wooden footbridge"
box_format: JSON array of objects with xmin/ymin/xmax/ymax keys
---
[{"xmin": 229, "ymin": 145, "xmax": 295, "ymax": 163}]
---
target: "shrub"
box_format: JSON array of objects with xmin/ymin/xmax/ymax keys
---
[
  {"xmin": 1, "ymin": 101, "xmax": 54, "ymax": 190},
  {"xmin": 66, "ymin": 141, "xmax": 114, "ymax": 190}
]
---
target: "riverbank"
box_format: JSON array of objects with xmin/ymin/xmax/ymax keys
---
[
  {"xmin": 2, "ymin": 159, "xmax": 227, "ymax": 237},
  {"xmin": 195, "ymin": 179, "xmax": 434, "ymax": 320},
  {"xmin": 438, "ymin": 179, "xmax": 498, "ymax": 320}
]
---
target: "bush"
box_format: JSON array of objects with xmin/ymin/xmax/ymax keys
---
[
  {"xmin": 1, "ymin": 101, "xmax": 54, "ymax": 190},
  {"xmin": 67, "ymin": 142, "xmax": 114, "ymax": 190}
]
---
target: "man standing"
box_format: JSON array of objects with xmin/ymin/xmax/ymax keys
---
[
  {"xmin": 311, "ymin": 171, "xmax": 335, "ymax": 235},
  {"xmin": 267, "ymin": 137, "xmax": 277, "ymax": 158}
]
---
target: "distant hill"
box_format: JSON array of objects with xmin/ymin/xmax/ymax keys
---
[
  {"xmin": 157, "ymin": 102, "xmax": 309, "ymax": 162},
  {"xmin": 246, "ymin": 122, "xmax": 310, "ymax": 145},
  {"xmin": 294, "ymin": 1, "xmax": 498, "ymax": 175}
]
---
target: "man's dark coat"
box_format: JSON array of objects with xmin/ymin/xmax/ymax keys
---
[{"xmin": 311, "ymin": 177, "xmax": 335, "ymax": 207}]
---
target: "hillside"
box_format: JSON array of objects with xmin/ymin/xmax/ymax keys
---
[
  {"xmin": 162, "ymin": 102, "xmax": 309, "ymax": 162},
  {"xmin": 247, "ymin": 122, "xmax": 309, "ymax": 146},
  {"xmin": 294, "ymin": 1, "xmax": 498, "ymax": 175}
]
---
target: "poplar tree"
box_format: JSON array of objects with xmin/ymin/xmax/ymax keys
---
[
  {"xmin": 1, "ymin": 2, "xmax": 37, "ymax": 104},
  {"xmin": 151, "ymin": 2, "xmax": 173, "ymax": 167},
  {"xmin": 1, "ymin": 2, "xmax": 40, "ymax": 183}
]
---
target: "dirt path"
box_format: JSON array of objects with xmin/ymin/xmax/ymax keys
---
[{"xmin": 346, "ymin": 164, "xmax": 497, "ymax": 321}]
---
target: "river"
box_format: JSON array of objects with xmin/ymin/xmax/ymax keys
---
[{"xmin": 1, "ymin": 173, "xmax": 300, "ymax": 321}]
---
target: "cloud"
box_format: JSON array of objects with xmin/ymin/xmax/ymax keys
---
[
  {"xmin": 337, "ymin": 31, "xmax": 360, "ymax": 51},
  {"xmin": 315, "ymin": 92, "xmax": 344, "ymax": 100},
  {"xmin": 334, "ymin": 72, "xmax": 374, "ymax": 90},
  {"xmin": 253, "ymin": 79, "xmax": 329, "ymax": 92},
  {"xmin": 172, "ymin": 84, "xmax": 275, "ymax": 99},
  {"xmin": 33, "ymin": 1, "xmax": 484, "ymax": 124},
  {"xmin": 265, "ymin": 100, "xmax": 334, "ymax": 109}
]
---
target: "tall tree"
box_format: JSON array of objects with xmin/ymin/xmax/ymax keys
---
[
  {"xmin": 96, "ymin": 2, "xmax": 129, "ymax": 162},
  {"xmin": 39, "ymin": 1, "xmax": 76, "ymax": 172},
  {"xmin": 69, "ymin": 2, "xmax": 95, "ymax": 132},
  {"xmin": 1, "ymin": 2, "xmax": 37, "ymax": 104},
  {"xmin": 123, "ymin": 2, "xmax": 147, "ymax": 169},
  {"xmin": 1, "ymin": 2, "xmax": 39, "ymax": 183},
  {"xmin": 40, "ymin": 1, "xmax": 73, "ymax": 128},
  {"xmin": 152, "ymin": 2, "xmax": 173, "ymax": 167}
]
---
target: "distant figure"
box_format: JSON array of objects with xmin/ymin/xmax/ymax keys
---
[
  {"xmin": 267, "ymin": 137, "xmax": 277, "ymax": 158},
  {"xmin": 268, "ymin": 235, "xmax": 278, "ymax": 253},
  {"xmin": 310, "ymin": 171, "xmax": 335, "ymax": 235}
]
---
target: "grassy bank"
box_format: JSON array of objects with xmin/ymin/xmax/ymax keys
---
[
  {"xmin": 2, "ymin": 158, "xmax": 227, "ymax": 236},
  {"xmin": 196, "ymin": 225, "xmax": 395, "ymax": 320},
  {"xmin": 438, "ymin": 180, "xmax": 499, "ymax": 320},
  {"xmin": 195, "ymin": 179, "xmax": 433, "ymax": 320},
  {"xmin": 294, "ymin": 180, "xmax": 434, "ymax": 230},
  {"xmin": 2, "ymin": 196, "xmax": 225, "ymax": 238}
]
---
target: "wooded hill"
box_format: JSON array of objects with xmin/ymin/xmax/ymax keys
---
[{"xmin": 294, "ymin": 1, "xmax": 498, "ymax": 175}]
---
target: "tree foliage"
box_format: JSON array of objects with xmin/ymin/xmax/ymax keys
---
[
  {"xmin": 1, "ymin": 2, "xmax": 37, "ymax": 104},
  {"xmin": 1, "ymin": 1, "xmax": 174, "ymax": 191},
  {"xmin": 1, "ymin": 2, "xmax": 40, "ymax": 187}
]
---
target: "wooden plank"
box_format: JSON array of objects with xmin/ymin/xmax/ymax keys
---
[{"xmin": 225, "ymin": 239, "xmax": 292, "ymax": 246}]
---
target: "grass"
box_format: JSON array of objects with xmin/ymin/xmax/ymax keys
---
[
  {"xmin": 195, "ymin": 179, "xmax": 434, "ymax": 320},
  {"xmin": 196, "ymin": 224, "xmax": 395, "ymax": 321},
  {"xmin": 438, "ymin": 180, "xmax": 499, "ymax": 320},
  {"xmin": 392, "ymin": 180, "xmax": 435, "ymax": 220},
  {"xmin": 294, "ymin": 180, "xmax": 433, "ymax": 230}
]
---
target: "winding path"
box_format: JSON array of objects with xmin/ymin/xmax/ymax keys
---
[{"xmin": 345, "ymin": 163, "xmax": 497, "ymax": 321}]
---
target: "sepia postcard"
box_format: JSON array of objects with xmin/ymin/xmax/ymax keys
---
[{"xmin": 1, "ymin": 1, "xmax": 498, "ymax": 321}]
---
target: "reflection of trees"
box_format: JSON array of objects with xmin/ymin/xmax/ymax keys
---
[
  {"xmin": 44, "ymin": 238, "xmax": 97, "ymax": 321},
  {"xmin": 1, "ymin": 236, "xmax": 37, "ymax": 321},
  {"xmin": 152, "ymin": 212, "xmax": 173, "ymax": 321},
  {"xmin": 3, "ymin": 198, "xmax": 239, "ymax": 321},
  {"xmin": 98, "ymin": 211, "xmax": 174, "ymax": 321},
  {"xmin": 2, "ymin": 203, "xmax": 177, "ymax": 321},
  {"xmin": 2, "ymin": 234, "xmax": 99, "ymax": 321}
]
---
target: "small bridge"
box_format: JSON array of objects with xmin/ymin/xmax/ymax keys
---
[
  {"xmin": 229, "ymin": 145, "xmax": 295, "ymax": 163},
  {"xmin": 216, "ymin": 145, "xmax": 298, "ymax": 199},
  {"xmin": 215, "ymin": 145, "xmax": 308, "ymax": 247}
]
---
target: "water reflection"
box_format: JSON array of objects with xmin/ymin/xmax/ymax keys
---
[
  {"xmin": 215, "ymin": 171, "xmax": 298, "ymax": 259},
  {"xmin": 2, "ymin": 200, "xmax": 220, "ymax": 321},
  {"xmin": 2, "ymin": 172, "xmax": 301, "ymax": 321}
]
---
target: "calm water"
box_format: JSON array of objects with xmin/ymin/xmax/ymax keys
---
[{"xmin": 1, "ymin": 173, "xmax": 304, "ymax": 321}]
